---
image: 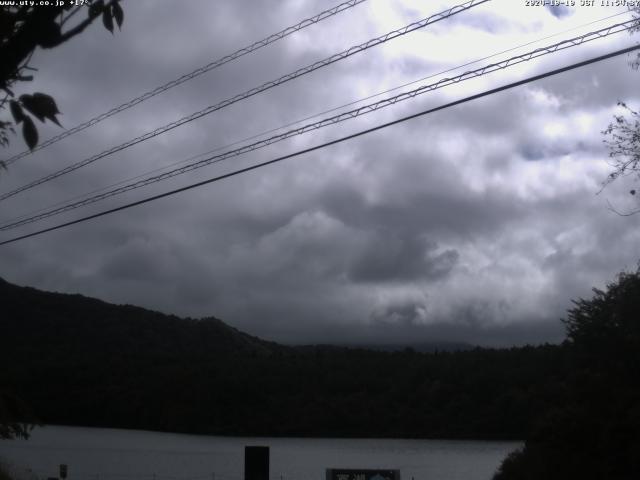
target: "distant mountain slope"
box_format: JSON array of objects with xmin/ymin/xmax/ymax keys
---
[
  {"xmin": 0, "ymin": 277, "xmax": 567, "ymax": 439},
  {"xmin": 333, "ymin": 342, "xmax": 473, "ymax": 353},
  {"xmin": 0, "ymin": 276, "xmax": 280, "ymax": 358}
]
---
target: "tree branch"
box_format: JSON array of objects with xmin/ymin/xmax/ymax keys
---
[
  {"xmin": 60, "ymin": 5, "xmax": 83, "ymax": 27},
  {"xmin": 56, "ymin": 15, "xmax": 97, "ymax": 45}
]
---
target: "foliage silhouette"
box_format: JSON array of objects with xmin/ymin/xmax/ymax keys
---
[
  {"xmin": 0, "ymin": 0, "xmax": 123, "ymax": 158},
  {"xmin": 601, "ymin": 6, "xmax": 640, "ymax": 214},
  {"xmin": 0, "ymin": 390, "xmax": 34, "ymax": 440},
  {"xmin": 494, "ymin": 268, "xmax": 640, "ymax": 480}
]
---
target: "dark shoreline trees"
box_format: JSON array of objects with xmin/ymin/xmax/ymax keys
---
[
  {"xmin": 0, "ymin": 390, "xmax": 34, "ymax": 440},
  {"xmin": 494, "ymin": 267, "xmax": 640, "ymax": 480},
  {"xmin": 0, "ymin": 276, "xmax": 565, "ymax": 441}
]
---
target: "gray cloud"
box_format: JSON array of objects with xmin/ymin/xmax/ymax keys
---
[{"xmin": 348, "ymin": 234, "xmax": 459, "ymax": 283}]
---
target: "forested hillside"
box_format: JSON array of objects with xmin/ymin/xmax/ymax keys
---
[
  {"xmin": 0, "ymin": 277, "xmax": 564, "ymax": 439},
  {"xmin": 494, "ymin": 269, "xmax": 640, "ymax": 479}
]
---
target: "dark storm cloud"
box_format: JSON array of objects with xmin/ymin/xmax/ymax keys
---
[
  {"xmin": 518, "ymin": 140, "xmax": 577, "ymax": 162},
  {"xmin": 371, "ymin": 301, "xmax": 429, "ymax": 327},
  {"xmin": 545, "ymin": 5, "xmax": 574, "ymax": 19},
  {"xmin": 348, "ymin": 234, "xmax": 459, "ymax": 283}
]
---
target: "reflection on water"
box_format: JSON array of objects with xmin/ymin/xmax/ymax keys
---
[{"xmin": 0, "ymin": 426, "xmax": 520, "ymax": 480}]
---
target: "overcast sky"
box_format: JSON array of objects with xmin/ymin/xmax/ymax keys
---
[{"xmin": 1, "ymin": 0, "xmax": 639, "ymax": 346}]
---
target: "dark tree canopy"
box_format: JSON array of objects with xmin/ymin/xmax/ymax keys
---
[
  {"xmin": 0, "ymin": 0, "xmax": 123, "ymax": 157},
  {"xmin": 0, "ymin": 390, "xmax": 34, "ymax": 440},
  {"xmin": 494, "ymin": 267, "xmax": 640, "ymax": 480},
  {"xmin": 564, "ymin": 268, "xmax": 640, "ymax": 351}
]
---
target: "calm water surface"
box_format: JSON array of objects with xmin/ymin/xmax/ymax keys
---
[{"xmin": 0, "ymin": 426, "xmax": 520, "ymax": 480}]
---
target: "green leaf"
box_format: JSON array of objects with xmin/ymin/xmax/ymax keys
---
[
  {"xmin": 112, "ymin": 1, "xmax": 124, "ymax": 29},
  {"xmin": 102, "ymin": 9, "xmax": 114, "ymax": 33},
  {"xmin": 9, "ymin": 100, "xmax": 24, "ymax": 124},
  {"xmin": 32, "ymin": 92, "xmax": 62, "ymax": 126},
  {"xmin": 22, "ymin": 116, "xmax": 38, "ymax": 150},
  {"xmin": 19, "ymin": 93, "xmax": 62, "ymax": 126},
  {"xmin": 19, "ymin": 94, "xmax": 45, "ymax": 122}
]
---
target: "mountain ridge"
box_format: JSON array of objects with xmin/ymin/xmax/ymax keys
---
[
  {"xmin": 0, "ymin": 276, "xmax": 564, "ymax": 440},
  {"xmin": 0, "ymin": 276, "xmax": 282, "ymax": 357}
]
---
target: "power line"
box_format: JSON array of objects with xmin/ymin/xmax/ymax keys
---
[
  {"xmin": 2, "ymin": 18, "xmax": 634, "ymax": 230},
  {"xmin": 1, "ymin": 18, "xmax": 635, "ymax": 232},
  {"xmin": 5, "ymin": 10, "xmax": 624, "ymax": 230},
  {"xmin": 6, "ymin": 9, "xmax": 628, "ymax": 228},
  {"xmin": 0, "ymin": 0, "xmax": 490, "ymax": 203},
  {"xmin": 2, "ymin": 0, "xmax": 368, "ymax": 166},
  {"xmin": 1, "ymin": 44, "xmax": 637, "ymax": 247}
]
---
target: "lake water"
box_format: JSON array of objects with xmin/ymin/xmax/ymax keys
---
[{"xmin": 0, "ymin": 426, "xmax": 520, "ymax": 480}]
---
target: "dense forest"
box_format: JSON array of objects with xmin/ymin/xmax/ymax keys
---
[
  {"xmin": 1, "ymin": 276, "xmax": 564, "ymax": 439},
  {"xmin": 1, "ymin": 269, "xmax": 639, "ymax": 479},
  {"xmin": 494, "ymin": 269, "xmax": 640, "ymax": 480}
]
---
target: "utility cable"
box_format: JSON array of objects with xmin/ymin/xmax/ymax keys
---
[
  {"xmin": 0, "ymin": 0, "xmax": 490, "ymax": 203},
  {"xmin": 1, "ymin": 43, "xmax": 637, "ymax": 247},
  {"xmin": 2, "ymin": 0, "xmax": 369, "ymax": 166},
  {"xmin": 6, "ymin": 8, "xmax": 628, "ymax": 227},
  {"xmin": 0, "ymin": 18, "xmax": 635, "ymax": 232}
]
